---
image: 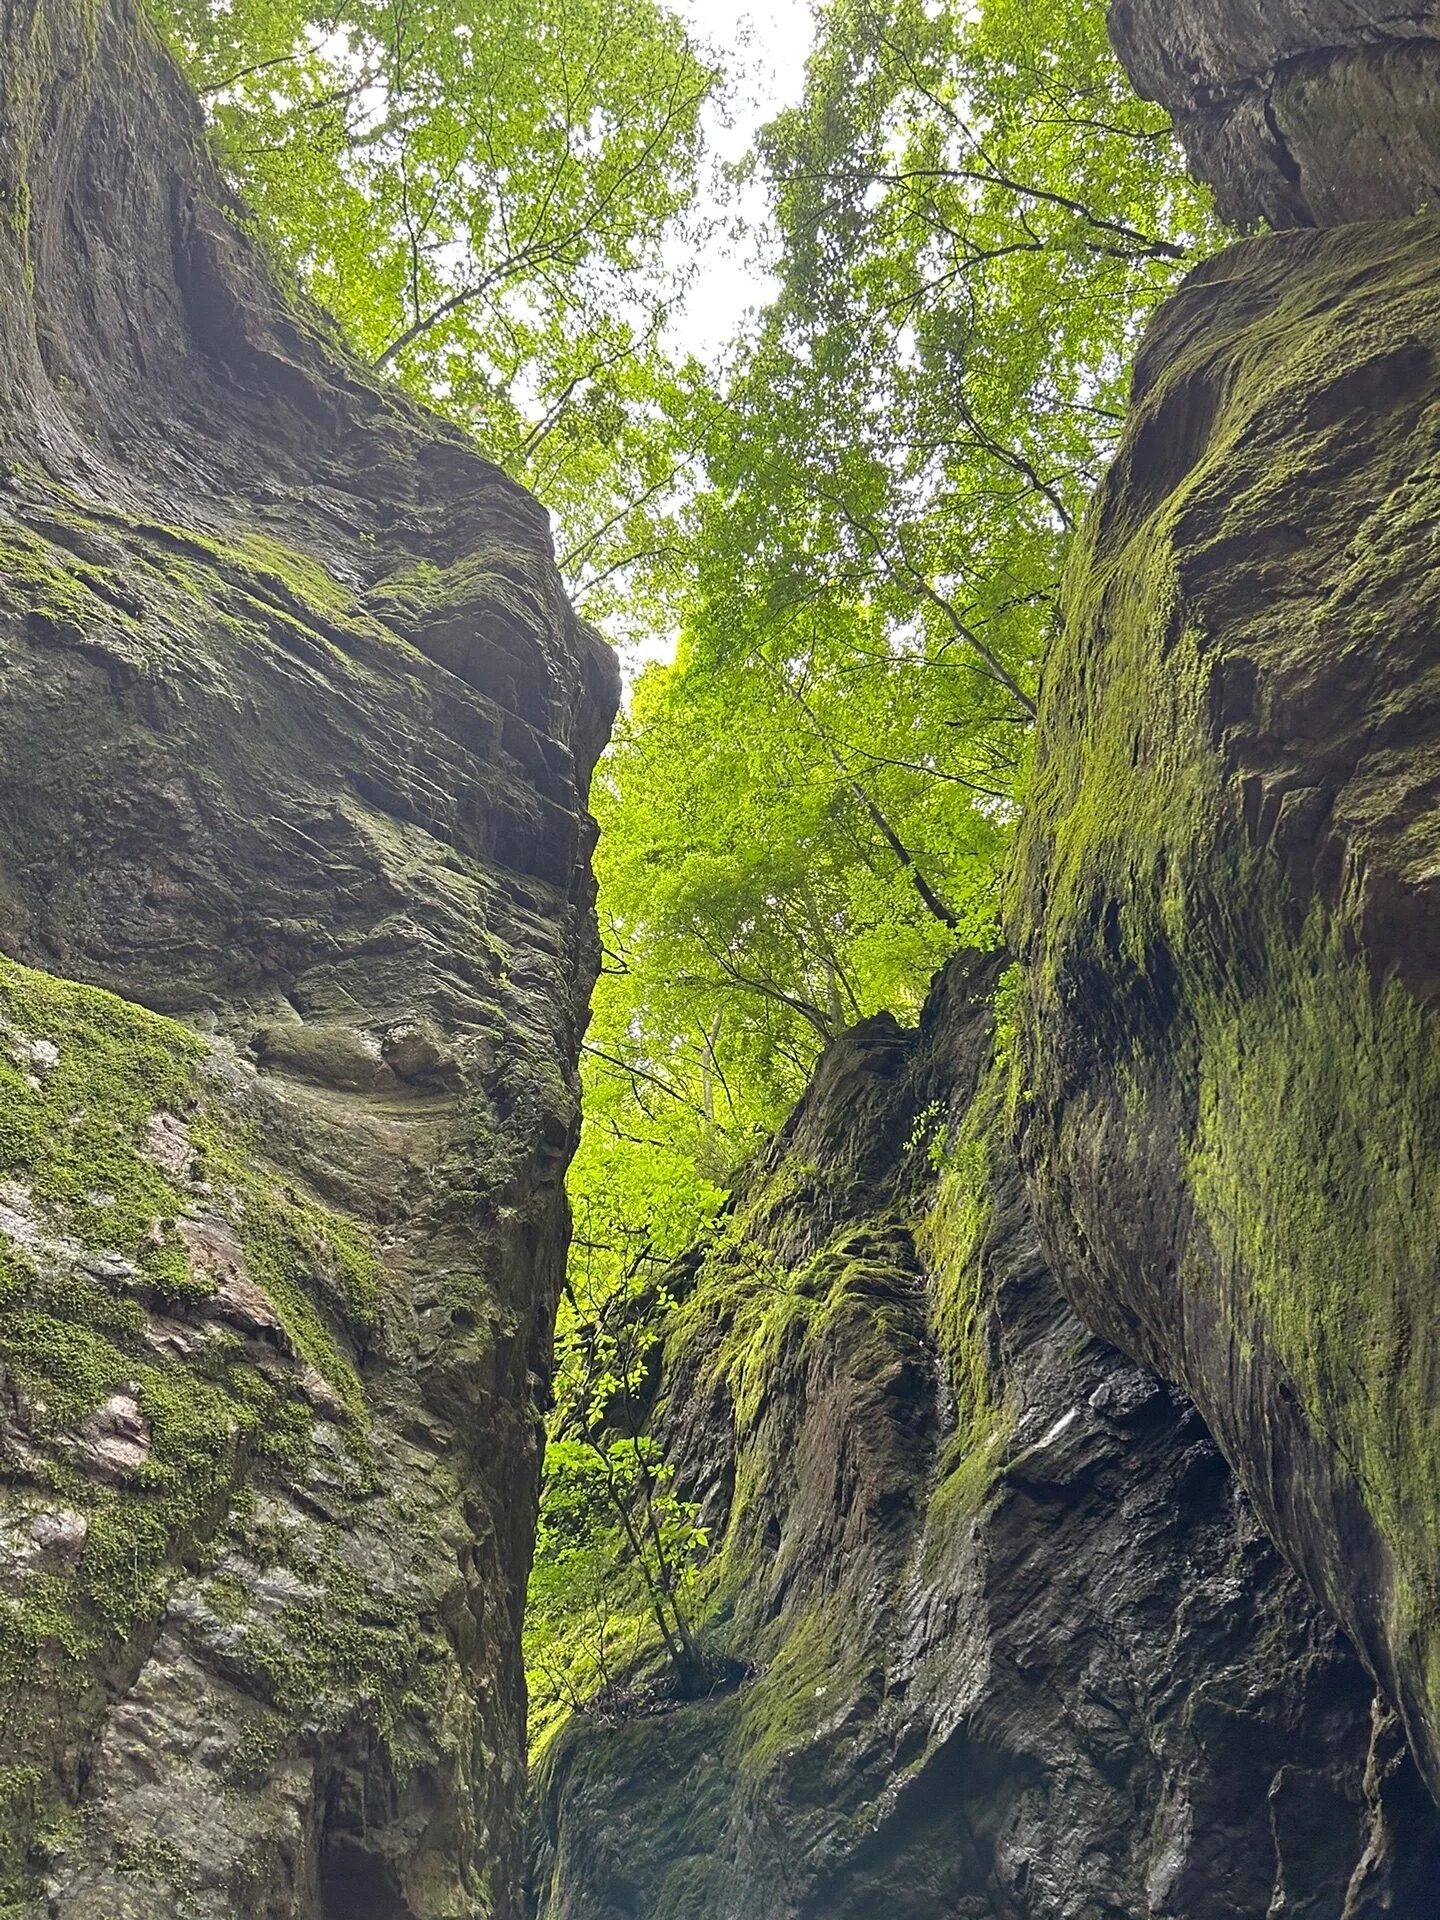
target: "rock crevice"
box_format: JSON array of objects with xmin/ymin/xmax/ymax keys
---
[
  {"xmin": 1109, "ymin": 0, "xmax": 1440, "ymax": 224},
  {"xmin": 528, "ymin": 957, "xmax": 1440, "ymax": 1919}
]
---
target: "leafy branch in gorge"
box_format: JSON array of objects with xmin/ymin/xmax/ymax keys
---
[
  {"xmin": 152, "ymin": 0, "xmax": 717, "ymax": 634},
  {"xmin": 524, "ymin": 1258, "xmax": 710, "ymax": 1745}
]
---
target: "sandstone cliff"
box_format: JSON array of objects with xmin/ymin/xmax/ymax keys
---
[
  {"xmin": 1016, "ymin": 0, "xmax": 1440, "ymax": 1832},
  {"xmin": 8, "ymin": 0, "xmax": 1440, "ymax": 1911},
  {"xmin": 1014, "ymin": 210, "xmax": 1440, "ymax": 1829},
  {"xmin": 0, "ymin": 2, "xmax": 616, "ymax": 1914},
  {"xmin": 1110, "ymin": 0, "xmax": 1440, "ymax": 227}
]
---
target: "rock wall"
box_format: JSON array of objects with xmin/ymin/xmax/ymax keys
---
[
  {"xmin": 1013, "ymin": 0, "xmax": 1440, "ymax": 1830},
  {"xmin": 531, "ymin": 1, "xmax": 1440, "ymax": 1908},
  {"xmin": 1109, "ymin": 0, "xmax": 1440, "ymax": 226},
  {"xmin": 0, "ymin": 2, "xmax": 616, "ymax": 1914},
  {"xmin": 529, "ymin": 957, "xmax": 1440, "ymax": 1919},
  {"xmin": 1013, "ymin": 210, "xmax": 1440, "ymax": 1825}
]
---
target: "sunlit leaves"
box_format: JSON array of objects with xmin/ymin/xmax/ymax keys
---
[
  {"xmin": 575, "ymin": 0, "xmax": 1216, "ymax": 1279},
  {"xmin": 153, "ymin": 0, "xmax": 716, "ymax": 619}
]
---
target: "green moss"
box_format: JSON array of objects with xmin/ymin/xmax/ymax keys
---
[
  {"xmin": 219, "ymin": 1545, "xmax": 450, "ymax": 1758},
  {"xmin": 1012, "ymin": 218, "xmax": 1440, "ymax": 1763},
  {"xmin": 0, "ymin": 957, "xmax": 204, "ymax": 1294},
  {"xmin": 0, "ymin": 1570, "xmax": 99, "ymax": 1689},
  {"xmin": 362, "ymin": 557, "xmax": 446, "ymax": 628},
  {"xmin": 989, "ymin": 959, "xmax": 1029, "ymax": 1122},
  {"xmin": 219, "ymin": 530, "xmax": 358, "ymax": 623},
  {"xmin": 0, "ymin": 477, "xmax": 429, "ymax": 710},
  {"xmin": 689, "ymin": 1245, "xmax": 816, "ymax": 1436},
  {"xmin": 61, "ymin": 1350, "xmax": 313, "ymax": 1641},
  {"xmin": 189, "ymin": 1112, "xmax": 378, "ymax": 1417},
  {"xmin": 225, "ymin": 1709, "xmax": 290, "ymax": 1787},
  {"xmin": 226, "ymin": 1717, "xmax": 285, "ymax": 1788},
  {"xmin": 1186, "ymin": 902, "xmax": 1440, "ymax": 1712},
  {"xmin": 914, "ymin": 1065, "xmax": 1013, "ymax": 1541},
  {"xmin": 0, "ymin": 953, "xmax": 378, "ymax": 1394},
  {"xmin": 731, "ymin": 1600, "xmax": 867, "ymax": 1777},
  {"xmin": 111, "ymin": 1834, "xmax": 197, "ymax": 1886},
  {"xmin": 0, "ymin": 1766, "xmax": 46, "ymax": 1810},
  {"xmin": 0, "ymin": 955, "xmax": 388, "ymax": 1886},
  {"xmin": 0, "ymin": 952, "xmax": 377, "ymax": 1416}
]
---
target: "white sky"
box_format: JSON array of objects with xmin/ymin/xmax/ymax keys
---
[{"xmin": 669, "ymin": 0, "xmax": 817, "ymax": 363}]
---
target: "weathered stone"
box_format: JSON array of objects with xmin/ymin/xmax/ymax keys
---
[
  {"xmin": 1013, "ymin": 216, "xmax": 1440, "ymax": 1810},
  {"xmin": 1109, "ymin": 0, "xmax": 1440, "ymax": 226},
  {"xmin": 25, "ymin": 1508, "xmax": 88, "ymax": 1569},
  {"xmin": 382, "ymin": 1020, "xmax": 455, "ymax": 1085},
  {"xmin": 251, "ymin": 1022, "xmax": 392, "ymax": 1094},
  {"xmin": 0, "ymin": 1, "xmax": 616, "ymax": 1915},
  {"xmin": 529, "ymin": 956, "xmax": 1440, "ymax": 1918},
  {"xmin": 143, "ymin": 1111, "xmax": 195, "ymax": 1183},
  {"xmin": 73, "ymin": 1391, "xmax": 151, "ymax": 1482}
]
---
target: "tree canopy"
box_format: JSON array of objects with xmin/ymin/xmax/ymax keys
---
[{"xmin": 566, "ymin": 0, "xmax": 1213, "ymax": 1343}]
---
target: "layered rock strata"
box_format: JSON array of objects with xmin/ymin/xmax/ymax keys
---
[
  {"xmin": 529, "ymin": 957, "xmax": 1440, "ymax": 1919},
  {"xmin": 1013, "ymin": 202, "xmax": 1440, "ymax": 1811},
  {"xmin": 0, "ymin": 1, "xmax": 616, "ymax": 1914},
  {"xmin": 1109, "ymin": 0, "xmax": 1440, "ymax": 226}
]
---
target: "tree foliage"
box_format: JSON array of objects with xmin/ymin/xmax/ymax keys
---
[
  {"xmin": 566, "ymin": 0, "xmax": 1215, "ymax": 1315},
  {"xmin": 153, "ymin": 0, "xmax": 716, "ymax": 624},
  {"xmin": 535, "ymin": 0, "xmax": 1214, "ymax": 1717},
  {"xmin": 525, "ymin": 1261, "xmax": 709, "ymax": 1747}
]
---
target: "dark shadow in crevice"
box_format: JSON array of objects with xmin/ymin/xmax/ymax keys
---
[{"xmin": 319, "ymin": 1831, "xmax": 411, "ymax": 1920}]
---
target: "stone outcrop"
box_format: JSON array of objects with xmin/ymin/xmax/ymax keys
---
[
  {"xmin": 1013, "ymin": 207, "xmax": 1440, "ymax": 1826},
  {"xmin": 529, "ymin": 957, "xmax": 1440, "ymax": 1919},
  {"xmin": 9, "ymin": 0, "xmax": 1440, "ymax": 1910},
  {"xmin": 0, "ymin": 1, "xmax": 616, "ymax": 1914},
  {"xmin": 530, "ymin": 3, "xmax": 1440, "ymax": 1905},
  {"xmin": 1014, "ymin": 0, "xmax": 1440, "ymax": 1857},
  {"xmin": 1109, "ymin": 0, "xmax": 1440, "ymax": 226}
]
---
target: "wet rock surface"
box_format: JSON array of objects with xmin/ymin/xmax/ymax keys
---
[
  {"xmin": 529, "ymin": 957, "xmax": 1440, "ymax": 1919},
  {"xmin": 1108, "ymin": 0, "xmax": 1440, "ymax": 226},
  {"xmin": 0, "ymin": 1, "xmax": 616, "ymax": 1914},
  {"xmin": 1014, "ymin": 213, "xmax": 1440, "ymax": 1822}
]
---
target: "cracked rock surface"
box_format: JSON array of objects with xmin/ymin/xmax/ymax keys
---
[
  {"xmin": 1108, "ymin": 0, "xmax": 1440, "ymax": 225},
  {"xmin": 0, "ymin": 0, "xmax": 615, "ymax": 1913},
  {"xmin": 529, "ymin": 957, "xmax": 1440, "ymax": 1919}
]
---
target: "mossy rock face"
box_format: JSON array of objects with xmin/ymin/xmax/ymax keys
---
[
  {"xmin": 0, "ymin": 1, "xmax": 616, "ymax": 1914},
  {"xmin": 1013, "ymin": 216, "xmax": 1440, "ymax": 1807},
  {"xmin": 528, "ymin": 954, "xmax": 1440, "ymax": 1920},
  {"xmin": 0, "ymin": 957, "xmax": 455, "ymax": 1918}
]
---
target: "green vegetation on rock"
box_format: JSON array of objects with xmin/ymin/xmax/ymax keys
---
[
  {"xmin": 554, "ymin": 0, "xmax": 1212, "ymax": 1637},
  {"xmin": 1012, "ymin": 214, "xmax": 1440, "ymax": 1791},
  {"xmin": 0, "ymin": 956, "xmax": 385, "ymax": 1902}
]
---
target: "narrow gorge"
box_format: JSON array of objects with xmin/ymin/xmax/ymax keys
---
[{"xmin": 1, "ymin": 0, "xmax": 1439, "ymax": 1916}]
